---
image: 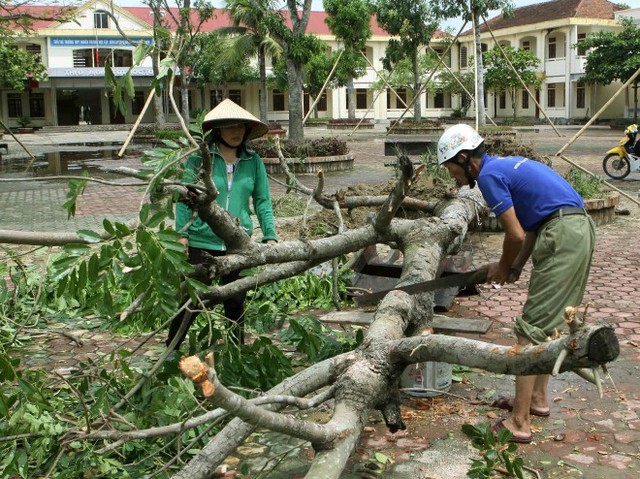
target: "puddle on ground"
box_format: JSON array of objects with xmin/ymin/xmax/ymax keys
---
[{"xmin": 0, "ymin": 144, "xmax": 150, "ymax": 181}]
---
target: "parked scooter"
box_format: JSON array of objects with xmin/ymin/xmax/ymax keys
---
[{"xmin": 603, "ymin": 124, "xmax": 640, "ymax": 179}]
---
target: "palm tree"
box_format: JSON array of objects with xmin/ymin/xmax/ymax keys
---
[{"xmin": 219, "ymin": 0, "xmax": 282, "ymax": 123}]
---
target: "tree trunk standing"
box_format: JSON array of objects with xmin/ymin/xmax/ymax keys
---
[
  {"xmin": 473, "ymin": 9, "xmax": 486, "ymax": 127},
  {"xmin": 412, "ymin": 49, "xmax": 421, "ymax": 119},
  {"xmin": 150, "ymin": 1, "xmax": 165, "ymax": 129},
  {"xmin": 258, "ymin": 45, "xmax": 268, "ymax": 123},
  {"xmin": 180, "ymin": 81, "xmax": 190, "ymax": 124},
  {"xmin": 347, "ymin": 76, "xmax": 356, "ymax": 120},
  {"xmin": 286, "ymin": 58, "xmax": 305, "ymax": 144}
]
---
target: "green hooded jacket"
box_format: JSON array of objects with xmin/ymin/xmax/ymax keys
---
[{"xmin": 175, "ymin": 147, "xmax": 277, "ymax": 250}]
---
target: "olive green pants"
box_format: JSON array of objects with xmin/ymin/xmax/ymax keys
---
[{"xmin": 514, "ymin": 214, "xmax": 596, "ymax": 344}]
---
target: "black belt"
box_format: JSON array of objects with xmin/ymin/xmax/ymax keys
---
[{"xmin": 538, "ymin": 206, "xmax": 586, "ymax": 231}]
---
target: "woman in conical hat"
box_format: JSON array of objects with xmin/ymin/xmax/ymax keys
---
[{"xmin": 168, "ymin": 99, "xmax": 277, "ymax": 349}]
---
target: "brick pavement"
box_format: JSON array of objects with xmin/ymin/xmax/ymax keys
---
[{"xmin": 2, "ymin": 127, "xmax": 640, "ymax": 478}]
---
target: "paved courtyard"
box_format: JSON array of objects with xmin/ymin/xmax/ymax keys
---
[{"xmin": 1, "ymin": 125, "xmax": 639, "ymax": 478}]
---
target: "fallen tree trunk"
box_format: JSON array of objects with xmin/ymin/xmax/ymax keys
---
[{"xmin": 175, "ymin": 159, "xmax": 620, "ymax": 478}]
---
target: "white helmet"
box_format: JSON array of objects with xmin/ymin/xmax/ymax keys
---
[{"xmin": 437, "ymin": 124, "xmax": 484, "ymax": 165}]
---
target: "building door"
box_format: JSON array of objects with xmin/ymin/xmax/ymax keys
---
[{"xmin": 56, "ymin": 89, "xmax": 103, "ymax": 125}]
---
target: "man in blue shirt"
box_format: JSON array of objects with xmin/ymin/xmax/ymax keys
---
[{"xmin": 437, "ymin": 124, "xmax": 595, "ymax": 443}]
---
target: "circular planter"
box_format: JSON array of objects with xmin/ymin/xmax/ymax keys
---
[
  {"xmin": 386, "ymin": 126, "xmax": 444, "ymax": 135},
  {"xmin": 480, "ymin": 192, "xmax": 620, "ymax": 232},
  {"xmin": 584, "ymin": 192, "xmax": 620, "ymax": 226},
  {"xmin": 327, "ymin": 122, "xmax": 374, "ymax": 130},
  {"xmin": 262, "ymin": 153, "xmax": 354, "ymax": 174}
]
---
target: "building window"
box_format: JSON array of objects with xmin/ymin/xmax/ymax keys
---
[
  {"xmin": 229, "ymin": 89, "xmax": 242, "ymax": 106},
  {"xmin": 499, "ymin": 90, "xmax": 506, "ymax": 110},
  {"xmin": 73, "ymin": 49, "xmax": 92, "ymax": 67},
  {"xmin": 547, "ymin": 84, "xmax": 556, "ymax": 107},
  {"xmin": 522, "ymin": 91, "xmax": 529, "ymax": 110},
  {"xmin": 304, "ymin": 92, "xmax": 327, "ymax": 112},
  {"xmin": 356, "ymin": 88, "xmax": 368, "ymax": 109},
  {"xmin": 481, "ymin": 43, "xmax": 488, "ymax": 53},
  {"xmin": 29, "ymin": 92, "xmax": 45, "ymax": 118},
  {"xmin": 112, "ymin": 49, "xmax": 133, "ymax": 67},
  {"xmin": 432, "ymin": 47, "xmax": 450, "ymax": 67},
  {"xmin": 95, "ymin": 49, "xmax": 111, "ymax": 67},
  {"xmin": 26, "ymin": 43, "xmax": 42, "ymax": 60},
  {"xmin": 8, "ymin": 93, "xmax": 22, "ymax": 118},
  {"xmin": 459, "ymin": 46, "xmax": 468, "ymax": 68},
  {"xmin": 347, "ymin": 88, "xmax": 368, "ymax": 109},
  {"xmin": 133, "ymin": 91, "xmax": 146, "ymax": 115},
  {"xmin": 387, "ymin": 88, "xmax": 407, "ymax": 109},
  {"xmin": 548, "ymin": 37, "xmax": 557, "ymax": 59},
  {"xmin": 434, "ymin": 91, "xmax": 447, "ymax": 109},
  {"xmin": 576, "ymin": 83, "xmax": 586, "ymax": 109},
  {"xmin": 577, "ymin": 33, "xmax": 587, "ymax": 56},
  {"xmin": 94, "ymin": 10, "xmax": 109, "ymax": 29},
  {"xmin": 273, "ymin": 89, "xmax": 285, "ymax": 111},
  {"xmin": 210, "ymin": 89, "xmax": 223, "ymax": 108},
  {"xmin": 521, "ymin": 40, "xmax": 530, "ymax": 52}
]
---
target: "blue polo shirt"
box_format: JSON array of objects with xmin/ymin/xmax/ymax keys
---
[{"xmin": 477, "ymin": 153, "xmax": 584, "ymax": 232}]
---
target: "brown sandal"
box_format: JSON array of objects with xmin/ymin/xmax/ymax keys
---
[
  {"xmin": 491, "ymin": 396, "xmax": 551, "ymax": 417},
  {"xmin": 491, "ymin": 419, "xmax": 533, "ymax": 444}
]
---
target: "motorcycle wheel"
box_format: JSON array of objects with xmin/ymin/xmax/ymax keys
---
[{"xmin": 603, "ymin": 153, "xmax": 631, "ymax": 179}]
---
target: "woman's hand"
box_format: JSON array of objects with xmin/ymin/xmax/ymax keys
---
[
  {"xmin": 265, "ymin": 240, "xmax": 276, "ymax": 245},
  {"xmin": 178, "ymin": 237, "xmax": 189, "ymax": 249}
]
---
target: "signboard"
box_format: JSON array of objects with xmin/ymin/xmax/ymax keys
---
[
  {"xmin": 50, "ymin": 37, "xmax": 152, "ymax": 47},
  {"xmin": 47, "ymin": 67, "xmax": 155, "ymax": 77}
]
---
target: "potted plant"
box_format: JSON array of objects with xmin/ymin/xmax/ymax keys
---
[{"xmin": 16, "ymin": 116, "xmax": 34, "ymax": 133}]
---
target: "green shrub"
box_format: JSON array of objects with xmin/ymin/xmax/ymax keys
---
[
  {"xmin": 250, "ymin": 137, "xmax": 349, "ymax": 158},
  {"xmin": 564, "ymin": 167, "xmax": 605, "ymax": 199}
]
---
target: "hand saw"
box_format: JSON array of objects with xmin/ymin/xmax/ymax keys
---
[{"xmin": 352, "ymin": 268, "xmax": 488, "ymax": 306}]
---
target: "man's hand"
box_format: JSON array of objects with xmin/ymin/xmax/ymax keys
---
[
  {"xmin": 486, "ymin": 262, "xmax": 510, "ymax": 285},
  {"xmin": 487, "ymin": 262, "xmax": 521, "ymax": 285}
]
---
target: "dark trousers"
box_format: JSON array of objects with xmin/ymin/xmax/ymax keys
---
[{"xmin": 166, "ymin": 247, "xmax": 246, "ymax": 351}]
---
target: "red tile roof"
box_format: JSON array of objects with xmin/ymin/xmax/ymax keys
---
[
  {"xmin": 8, "ymin": 5, "xmax": 396, "ymax": 37},
  {"xmin": 468, "ymin": 0, "xmax": 623, "ymax": 34},
  {"xmin": 8, "ymin": 3, "xmax": 458, "ymax": 40}
]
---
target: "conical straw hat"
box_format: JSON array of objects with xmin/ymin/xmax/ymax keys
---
[{"xmin": 202, "ymin": 99, "xmax": 269, "ymax": 140}]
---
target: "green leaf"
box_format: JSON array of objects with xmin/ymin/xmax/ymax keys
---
[
  {"xmin": 0, "ymin": 354, "xmax": 17, "ymax": 381},
  {"xmin": 76, "ymin": 230, "xmax": 102, "ymax": 243},
  {"xmin": 374, "ymin": 452, "xmax": 392, "ymax": 464},
  {"xmin": 62, "ymin": 243, "xmax": 93, "ymax": 254},
  {"xmin": 103, "ymin": 219, "xmax": 116, "ymax": 235},
  {"xmin": 133, "ymin": 43, "xmax": 150, "ymax": 65},
  {"xmin": 124, "ymin": 72, "xmax": 135, "ymax": 98}
]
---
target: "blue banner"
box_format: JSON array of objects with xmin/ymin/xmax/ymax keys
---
[{"xmin": 50, "ymin": 37, "xmax": 152, "ymax": 47}]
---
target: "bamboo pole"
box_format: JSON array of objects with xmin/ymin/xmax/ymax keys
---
[
  {"xmin": 386, "ymin": 21, "xmax": 468, "ymax": 136},
  {"xmin": 303, "ymin": 49, "xmax": 344, "ymax": 125},
  {"xmin": 558, "ymin": 154, "xmax": 640, "ymax": 207},
  {"xmin": 481, "ymin": 13, "xmax": 562, "ymax": 138},
  {"xmin": 0, "ymin": 119, "xmax": 36, "ymax": 160},
  {"xmin": 556, "ymin": 66, "xmax": 640, "ymax": 156},
  {"xmin": 361, "ymin": 51, "xmax": 408, "ymax": 109},
  {"xmin": 117, "ymin": 88, "xmax": 157, "ymax": 158}
]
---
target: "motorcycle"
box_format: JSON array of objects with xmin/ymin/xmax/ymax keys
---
[{"xmin": 603, "ymin": 124, "xmax": 640, "ymax": 179}]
